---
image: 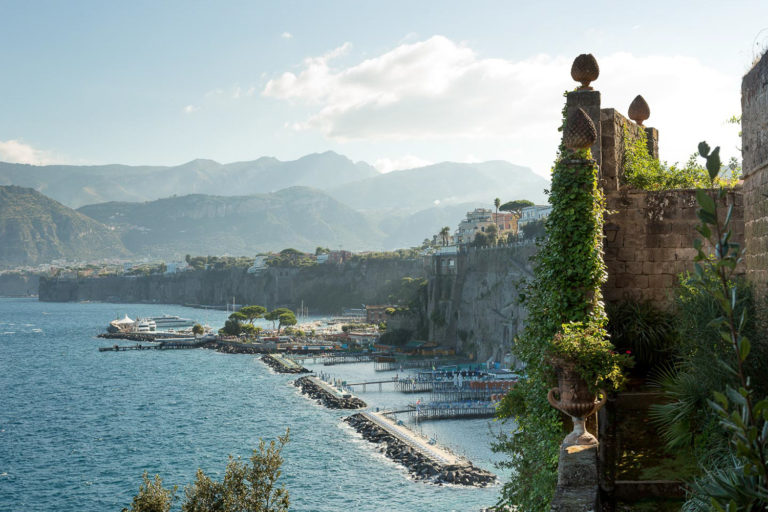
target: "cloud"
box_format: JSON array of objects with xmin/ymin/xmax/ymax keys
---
[
  {"xmin": 263, "ymin": 36, "xmax": 740, "ymax": 173},
  {"xmin": 281, "ymin": 32, "xmax": 292, "ymax": 39},
  {"xmin": 183, "ymin": 104, "xmax": 200, "ymax": 113},
  {"xmin": 374, "ymin": 155, "xmax": 434, "ymax": 173},
  {"xmin": 0, "ymin": 140, "xmax": 55, "ymax": 165}
]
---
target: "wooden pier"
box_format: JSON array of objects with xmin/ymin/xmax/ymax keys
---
[
  {"xmin": 99, "ymin": 339, "xmax": 204, "ymax": 352},
  {"xmin": 410, "ymin": 401, "xmax": 498, "ymax": 422},
  {"xmin": 344, "ymin": 377, "xmax": 398, "ymax": 392}
]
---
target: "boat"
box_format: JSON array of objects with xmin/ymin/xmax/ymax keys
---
[
  {"xmin": 146, "ymin": 315, "xmax": 196, "ymax": 330},
  {"xmin": 107, "ymin": 315, "xmax": 135, "ymax": 333}
]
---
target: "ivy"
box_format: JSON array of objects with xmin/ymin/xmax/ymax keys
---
[
  {"xmin": 494, "ymin": 97, "xmax": 616, "ymax": 510},
  {"xmin": 622, "ymin": 126, "xmax": 740, "ymax": 190}
]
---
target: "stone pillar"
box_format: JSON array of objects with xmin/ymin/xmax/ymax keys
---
[
  {"xmin": 550, "ymin": 444, "xmax": 600, "ymax": 512},
  {"xmin": 741, "ymin": 51, "xmax": 768, "ymax": 307},
  {"xmin": 567, "ymin": 90, "xmax": 602, "ymax": 168}
]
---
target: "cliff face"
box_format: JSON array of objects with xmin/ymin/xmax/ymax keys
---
[
  {"xmin": 39, "ymin": 258, "xmax": 426, "ymax": 314},
  {"xmin": 425, "ymin": 245, "xmax": 536, "ymax": 362},
  {"xmin": 0, "ymin": 273, "xmax": 39, "ymax": 296}
]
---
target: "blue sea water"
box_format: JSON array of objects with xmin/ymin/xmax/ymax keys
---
[{"xmin": 0, "ymin": 298, "xmax": 512, "ymax": 511}]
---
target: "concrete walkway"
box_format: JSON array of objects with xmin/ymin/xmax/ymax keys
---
[{"xmin": 361, "ymin": 411, "xmax": 465, "ymax": 467}]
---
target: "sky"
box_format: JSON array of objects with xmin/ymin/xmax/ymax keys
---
[{"xmin": 0, "ymin": 0, "xmax": 766, "ymax": 178}]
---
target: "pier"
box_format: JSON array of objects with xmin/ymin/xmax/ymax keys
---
[
  {"xmin": 410, "ymin": 401, "xmax": 497, "ymax": 421},
  {"xmin": 294, "ymin": 376, "xmax": 366, "ymax": 409},
  {"xmin": 98, "ymin": 338, "xmax": 205, "ymax": 352},
  {"xmin": 287, "ymin": 353, "xmax": 374, "ymax": 366},
  {"xmin": 261, "ymin": 354, "xmax": 310, "ymax": 373},
  {"xmin": 344, "ymin": 377, "xmax": 398, "ymax": 392},
  {"xmin": 343, "ymin": 412, "xmax": 495, "ymax": 486}
]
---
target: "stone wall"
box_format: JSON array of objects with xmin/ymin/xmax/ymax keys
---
[
  {"xmin": 603, "ymin": 188, "xmax": 744, "ymax": 305},
  {"xmin": 742, "ymin": 51, "xmax": 768, "ymax": 303}
]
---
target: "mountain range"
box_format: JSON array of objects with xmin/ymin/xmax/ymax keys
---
[
  {"xmin": 0, "ymin": 186, "xmax": 130, "ymax": 266},
  {"xmin": 0, "ymin": 152, "xmax": 549, "ymax": 266}
]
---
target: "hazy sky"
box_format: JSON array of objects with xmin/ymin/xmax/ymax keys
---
[{"xmin": 1, "ymin": 0, "xmax": 766, "ymax": 177}]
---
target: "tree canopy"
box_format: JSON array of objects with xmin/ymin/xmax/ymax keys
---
[
  {"xmin": 499, "ymin": 199, "xmax": 534, "ymax": 216},
  {"xmin": 239, "ymin": 305, "xmax": 267, "ymax": 324}
]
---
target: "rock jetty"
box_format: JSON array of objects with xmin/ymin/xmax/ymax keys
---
[
  {"xmin": 343, "ymin": 413, "xmax": 495, "ymax": 487},
  {"xmin": 261, "ymin": 354, "xmax": 310, "ymax": 373},
  {"xmin": 294, "ymin": 376, "xmax": 367, "ymax": 409}
]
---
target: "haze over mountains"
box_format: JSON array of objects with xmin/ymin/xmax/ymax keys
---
[{"xmin": 0, "ymin": 152, "xmax": 549, "ymax": 266}]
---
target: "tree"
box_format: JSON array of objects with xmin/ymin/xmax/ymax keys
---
[
  {"xmin": 229, "ymin": 311, "xmax": 248, "ymax": 323},
  {"xmin": 265, "ymin": 308, "xmax": 293, "ymax": 330},
  {"xmin": 472, "ymin": 231, "xmax": 489, "ymax": 247},
  {"xmin": 439, "ymin": 226, "xmax": 451, "ymax": 246},
  {"xmin": 123, "ymin": 472, "xmax": 176, "ymax": 512},
  {"xmin": 277, "ymin": 312, "xmax": 297, "ymax": 333},
  {"xmin": 494, "ymin": 197, "xmax": 501, "ymax": 216},
  {"xmin": 315, "ymin": 246, "xmax": 330, "ymax": 255},
  {"xmin": 499, "ymin": 199, "xmax": 534, "ymax": 218},
  {"xmin": 240, "ymin": 305, "xmax": 267, "ymax": 325},
  {"xmin": 220, "ymin": 319, "xmax": 242, "ymax": 336},
  {"xmin": 240, "ymin": 323, "xmax": 261, "ymax": 337},
  {"xmin": 126, "ymin": 431, "xmax": 291, "ymax": 512},
  {"xmin": 192, "ymin": 324, "xmax": 204, "ymax": 336},
  {"xmin": 485, "ymin": 224, "xmax": 498, "ymax": 245},
  {"xmin": 521, "ymin": 218, "xmax": 547, "ymax": 240}
]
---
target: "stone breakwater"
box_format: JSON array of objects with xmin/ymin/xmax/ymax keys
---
[
  {"xmin": 261, "ymin": 354, "xmax": 310, "ymax": 373},
  {"xmin": 343, "ymin": 413, "xmax": 496, "ymax": 487},
  {"xmin": 294, "ymin": 376, "xmax": 367, "ymax": 409}
]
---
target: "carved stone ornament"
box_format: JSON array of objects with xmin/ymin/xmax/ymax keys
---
[
  {"xmin": 547, "ymin": 358, "xmax": 607, "ymax": 446},
  {"xmin": 563, "ymin": 108, "xmax": 597, "ymax": 151},
  {"xmin": 628, "ymin": 94, "xmax": 650, "ymax": 126},
  {"xmin": 570, "ymin": 54, "xmax": 599, "ymax": 90}
]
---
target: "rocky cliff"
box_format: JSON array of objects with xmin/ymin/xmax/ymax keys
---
[
  {"xmin": 39, "ymin": 258, "xmax": 426, "ymax": 314},
  {"xmin": 425, "ymin": 245, "xmax": 536, "ymax": 362}
]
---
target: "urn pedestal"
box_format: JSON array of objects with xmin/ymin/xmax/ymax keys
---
[{"xmin": 548, "ymin": 360, "xmax": 606, "ymax": 447}]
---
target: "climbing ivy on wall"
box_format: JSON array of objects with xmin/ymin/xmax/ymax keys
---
[
  {"xmin": 622, "ymin": 126, "xmax": 740, "ymax": 190},
  {"xmin": 493, "ymin": 102, "xmax": 611, "ymax": 511}
]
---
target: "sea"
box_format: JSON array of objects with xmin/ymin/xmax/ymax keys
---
[{"xmin": 0, "ymin": 298, "xmax": 513, "ymax": 511}]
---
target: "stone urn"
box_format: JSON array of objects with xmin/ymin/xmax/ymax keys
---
[{"xmin": 547, "ymin": 359, "xmax": 606, "ymax": 446}]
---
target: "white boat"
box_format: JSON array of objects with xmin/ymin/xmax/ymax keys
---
[
  {"xmin": 107, "ymin": 315, "xmax": 135, "ymax": 333},
  {"xmin": 146, "ymin": 315, "xmax": 196, "ymax": 330}
]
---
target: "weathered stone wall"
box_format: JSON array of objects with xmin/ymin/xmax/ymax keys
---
[
  {"xmin": 742, "ymin": 51, "xmax": 768, "ymax": 302},
  {"xmin": 426, "ymin": 244, "xmax": 536, "ymax": 362},
  {"xmin": 603, "ymin": 188, "xmax": 744, "ymax": 306},
  {"xmin": 39, "ymin": 258, "xmax": 425, "ymax": 315}
]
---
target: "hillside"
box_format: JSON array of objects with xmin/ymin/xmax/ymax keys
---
[
  {"xmin": 0, "ymin": 186, "xmax": 130, "ymax": 266},
  {"xmin": 77, "ymin": 187, "xmax": 385, "ymax": 258},
  {"xmin": 330, "ymin": 160, "xmax": 549, "ymax": 212},
  {"xmin": 0, "ymin": 151, "xmax": 379, "ymax": 208}
]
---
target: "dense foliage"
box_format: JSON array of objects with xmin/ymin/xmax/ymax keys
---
[
  {"xmin": 494, "ymin": 99, "xmax": 618, "ymax": 510},
  {"xmin": 125, "ymin": 431, "xmax": 290, "ymax": 512},
  {"xmin": 622, "ymin": 127, "xmax": 740, "ymax": 191},
  {"xmin": 650, "ymin": 143, "xmax": 768, "ymax": 510}
]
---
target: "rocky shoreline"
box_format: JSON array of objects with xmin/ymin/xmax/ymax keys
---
[
  {"xmin": 294, "ymin": 376, "xmax": 367, "ymax": 409},
  {"xmin": 343, "ymin": 413, "xmax": 496, "ymax": 487},
  {"xmin": 261, "ymin": 354, "xmax": 311, "ymax": 373}
]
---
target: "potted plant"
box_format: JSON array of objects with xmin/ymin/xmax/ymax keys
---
[{"xmin": 546, "ymin": 321, "xmax": 631, "ymax": 446}]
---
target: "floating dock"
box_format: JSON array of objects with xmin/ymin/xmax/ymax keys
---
[{"xmin": 409, "ymin": 401, "xmax": 497, "ymax": 421}]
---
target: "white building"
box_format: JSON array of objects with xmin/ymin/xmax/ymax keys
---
[
  {"xmin": 246, "ymin": 255, "xmax": 269, "ymax": 274},
  {"xmin": 517, "ymin": 205, "xmax": 553, "ymax": 228}
]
